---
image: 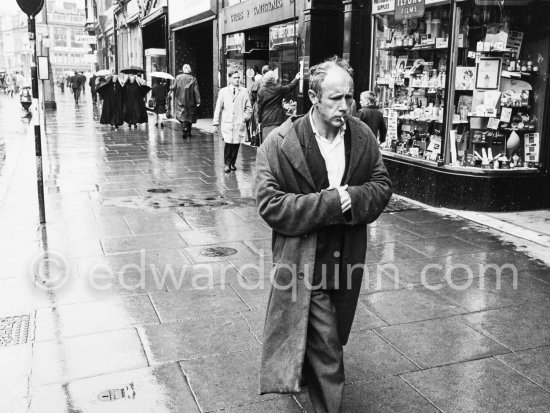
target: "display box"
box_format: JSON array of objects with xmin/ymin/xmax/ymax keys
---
[{"xmin": 524, "ymin": 133, "xmax": 540, "ymax": 162}]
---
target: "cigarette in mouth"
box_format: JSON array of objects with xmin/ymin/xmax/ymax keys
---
[{"xmin": 340, "ymin": 117, "xmax": 345, "ymax": 123}]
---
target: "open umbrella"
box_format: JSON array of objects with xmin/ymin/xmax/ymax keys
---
[
  {"xmin": 95, "ymin": 69, "xmax": 111, "ymax": 76},
  {"xmin": 121, "ymin": 66, "xmax": 145, "ymax": 75},
  {"xmin": 149, "ymin": 71, "xmax": 174, "ymax": 80}
]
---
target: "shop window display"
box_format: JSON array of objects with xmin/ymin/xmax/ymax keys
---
[
  {"xmin": 371, "ymin": 0, "xmax": 549, "ymax": 171},
  {"xmin": 373, "ymin": 3, "xmax": 451, "ymax": 163}
]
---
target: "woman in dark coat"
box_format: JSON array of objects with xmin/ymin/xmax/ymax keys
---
[
  {"xmin": 96, "ymin": 75, "xmax": 124, "ymax": 129},
  {"xmin": 151, "ymin": 78, "xmax": 167, "ymax": 127},
  {"xmin": 123, "ymin": 74, "xmax": 150, "ymax": 129}
]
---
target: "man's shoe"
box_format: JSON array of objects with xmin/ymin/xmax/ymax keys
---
[
  {"xmin": 224, "ymin": 166, "xmax": 231, "ymax": 173},
  {"xmin": 230, "ymin": 165, "xmax": 237, "ymax": 171}
]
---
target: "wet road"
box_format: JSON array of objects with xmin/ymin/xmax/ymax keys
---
[{"xmin": 0, "ymin": 89, "xmax": 549, "ymax": 412}]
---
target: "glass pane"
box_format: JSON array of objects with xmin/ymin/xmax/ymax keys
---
[
  {"xmin": 372, "ymin": 4, "xmax": 451, "ymax": 163},
  {"xmin": 447, "ymin": 0, "xmax": 549, "ymax": 170}
]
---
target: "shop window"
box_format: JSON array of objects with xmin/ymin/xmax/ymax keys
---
[
  {"xmin": 372, "ymin": 3, "xmax": 451, "ymax": 164},
  {"xmin": 371, "ymin": 0, "xmax": 549, "ymax": 171},
  {"xmin": 447, "ymin": 0, "xmax": 549, "ymax": 170}
]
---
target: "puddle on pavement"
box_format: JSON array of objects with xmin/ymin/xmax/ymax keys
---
[
  {"xmin": 200, "ymin": 247, "xmax": 238, "ymax": 257},
  {"xmin": 104, "ymin": 193, "xmax": 255, "ymax": 211}
]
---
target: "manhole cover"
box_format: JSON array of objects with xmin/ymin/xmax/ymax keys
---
[
  {"xmin": 0, "ymin": 314, "xmax": 31, "ymax": 346},
  {"xmin": 200, "ymin": 247, "xmax": 238, "ymax": 257},
  {"xmin": 383, "ymin": 197, "xmax": 421, "ymax": 213},
  {"xmin": 147, "ymin": 188, "xmax": 172, "ymax": 193}
]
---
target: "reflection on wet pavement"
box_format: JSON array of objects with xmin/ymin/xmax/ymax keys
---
[{"xmin": 0, "ymin": 91, "xmax": 549, "ymax": 412}]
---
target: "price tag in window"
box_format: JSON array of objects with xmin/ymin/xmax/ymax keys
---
[
  {"xmin": 500, "ymin": 107, "xmax": 512, "ymax": 123},
  {"xmin": 487, "ymin": 117, "xmax": 500, "ymax": 130}
]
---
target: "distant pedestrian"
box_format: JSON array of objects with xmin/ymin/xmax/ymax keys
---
[
  {"xmin": 249, "ymin": 65, "xmax": 269, "ymax": 146},
  {"xmin": 59, "ymin": 75, "xmax": 65, "ymax": 93},
  {"xmin": 123, "ymin": 74, "xmax": 150, "ymax": 129},
  {"xmin": 96, "ymin": 75, "xmax": 124, "ymax": 129},
  {"xmin": 151, "ymin": 78, "xmax": 168, "ymax": 127},
  {"xmin": 256, "ymin": 70, "xmax": 300, "ymax": 145},
  {"xmin": 81, "ymin": 73, "xmax": 86, "ymax": 94},
  {"xmin": 358, "ymin": 91, "xmax": 387, "ymax": 144},
  {"xmin": 89, "ymin": 74, "xmax": 97, "ymax": 103},
  {"xmin": 171, "ymin": 64, "xmax": 200, "ymax": 139},
  {"xmin": 212, "ymin": 70, "xmax": 252, "ymax": 173},
  {"xmin": 70, "ymin": 72, "xmax": 84, "ymax": 104}
]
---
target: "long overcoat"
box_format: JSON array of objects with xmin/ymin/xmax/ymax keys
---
[
  {"xmin": 213, "ymin": 86, "xmax": 252, "ymax": 144},
  {"xmin": 255, "ymin": 115, "xmax": 392, "ymax": 394},
  {"xmin": 172, "ymin": 73, "xmax": 201, "ymax": 124}
]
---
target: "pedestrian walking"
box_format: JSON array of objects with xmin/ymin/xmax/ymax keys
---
[
  {"xmin": 96, "ymin": 75, "xmax": 124, "ymax": 129},
  {"xmin": 171, "ymin": 64, "xmax": 200, "ymax": 139},
  {"xmin": 256, "ymin": 69, "xmax": 300, "ymax": 145},
  {"xmin": 212, "ymin": 70, "xmax": 252, "ymax": 173},
  {"xmin": 59, "ymin": 75, "xmax": 65, "ymax": 93},
  {"xmin": 70, "ymin": 72, "xmax": 84, "ymax": 104},
  {"xmin": 89, "ymin": 74, "xmax": 97, "ymax": 104},
  {"xmin": 255, "ymin": 57, "xmax": 392, "ymax": 412},
  {"xmin": 151, "ymin": 78, "xmax": 168, "ymax": 127},
  {"xmin": 123, "ymin": 74, "xmax": 150, "ymax": 129},
  {"xmin": 358, "ymin": 91, "xmax": 387, "ymax": 144},
  {"xmin": 249, "ymin": 65, "xmax": 269, "ymax": 146}
]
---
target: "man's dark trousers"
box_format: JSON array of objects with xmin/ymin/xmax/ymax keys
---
[
  {"xmin": 73, "ymin": 87, "xmax": 81, "ymax": 103},
  {"xmin": 224, "ymin": 143, "xmax": 240, "ymax": 167}
]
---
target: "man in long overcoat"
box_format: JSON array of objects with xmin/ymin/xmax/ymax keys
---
[
  {"xmin": 171, "ymin": 64, "xmax": 201, "ymax": 139},
  {"xmin": 213, "ymin": 70, "xmax": 252, "ymax": 172},
  {"xmin": 255, "ymin": 57, "xmax": 392, "ymax": 412}
]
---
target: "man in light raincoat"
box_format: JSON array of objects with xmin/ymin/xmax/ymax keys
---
[
  {"xmin": 213, "ymin": 70, "xmax": 252, "ymax": 172},
  {"xmin": 255, "ymin": 57, "xmax": 392, "ymax": 412}
]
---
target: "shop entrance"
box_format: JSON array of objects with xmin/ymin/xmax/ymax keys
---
[{"xmin": 173, "ymin": 20, "xmax": 214, "ymax": 117}]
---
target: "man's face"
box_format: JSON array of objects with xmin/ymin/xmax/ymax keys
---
[
  {"xmin": 309, "ymin": 68, "xmax": 354, "ymax": 129},
  {"xmin": 229, "ymin": 73, "xmax": 240, "ymax": 87}
]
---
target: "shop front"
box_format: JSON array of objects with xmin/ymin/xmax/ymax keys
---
[
  {"xmin": 169, "ymin": 0, "xmax": 217, "ymax": 117},
  {"xmin": 114, "ymin": 0, "xmax": 142, "ymax": 71},
  {"xmin": 141, "ymin": 0, "xmax": 168, "ymax": 74},
  {"xmin": 220, "ymin": 0, "xmax": 345, "ymax": 114},
  {"xmin": 370, "ymin": 0, "xmax": 550, "ymax": 210}
]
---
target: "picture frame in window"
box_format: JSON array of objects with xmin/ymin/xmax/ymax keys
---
[{"xmin": 475, "ymin": 57, "xmax": 502, "ymax": 90}]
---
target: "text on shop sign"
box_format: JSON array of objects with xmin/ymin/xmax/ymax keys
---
[{"xmin": 394, "ymin": 0, "xmax": 425, "ymax": 20}]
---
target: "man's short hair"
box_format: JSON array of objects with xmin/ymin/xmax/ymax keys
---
[
  {"xmin": 360, "ymin": 91, "xmax": 376, "ymax": 104},
  {"xmin": 182, "ymin": 64, "xmax": 192, "ymax": 74},
  {"xmin": 309, "ymin": 56, "xmax": 354, "ymax": 97},
  {"xmin": 261, "ymin": 65, "xmax": 270, "ymax": 75},
  {"xmin": 228, "ymin": 69, "xmax": 240, "ymax": 78}
]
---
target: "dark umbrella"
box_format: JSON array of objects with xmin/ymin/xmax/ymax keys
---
[{"xmin": 121, "ymin": 66, "xmax": 145, "ymax": 75}]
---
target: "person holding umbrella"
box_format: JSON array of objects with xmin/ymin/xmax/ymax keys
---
[
  {"xmin": 96, "ymin": 74, "xmax": 124, "ymax": 129},
  {"xmin": 171, "ymin": 64, "xmax": 201, "ymax": 139},
  {"xmin": 123, "ymin": 73, "xmax": 150, "ymax": 129}
]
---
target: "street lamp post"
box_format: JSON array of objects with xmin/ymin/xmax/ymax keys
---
[{"xmin": 16, "ymin": 0, "xmax": 46, "ymax": 224}]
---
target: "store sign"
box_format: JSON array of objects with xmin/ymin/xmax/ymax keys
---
[
  {"xmin": 75, "ymin": 35, "xmax": 96, "ymax": 44},
  {"xmin": 222, "ymin": 0, "xmax": 301, "ymax": 34},
  {"xmin": 269, "ymin": 22, "xmax": 297, "ymax": 49},
  {"xmin": 395, "ymin": 0, "xmax": 425, "ymax": 19},
  {"xmin": 374, "ymin": 0, "xmax": 393, "ymax": 13},
  {"xmin": 168, "ymin": 0, "xmax": 216, "ymax": 26},
  {"xmin": 246, "ymin": 33, "xmax": 269, "ymax": 51},
  {"xmin": 225, "ymin": 32, "xmax": 245, "ymax": 53}
]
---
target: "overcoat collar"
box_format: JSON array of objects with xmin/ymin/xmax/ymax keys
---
[{"xmin": 278, "ymin": 115, "xmax": 368, "ymax": 189}]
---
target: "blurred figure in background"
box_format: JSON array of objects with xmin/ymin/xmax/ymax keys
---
[
  {"xmin": 171, "ymin": 64, "xmax": 201, "ymax": 139},
  {"xmin": 357, "ymin": 91, "xmax": 386, "ymax": 144},
  {"xmin": 151, "ymin": 78, "xmax": 168, "ymax": 127}
]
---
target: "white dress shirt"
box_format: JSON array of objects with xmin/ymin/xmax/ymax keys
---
[{"xmin": 309, "ymin": 109, "xmax": 346, "ymax": 188}]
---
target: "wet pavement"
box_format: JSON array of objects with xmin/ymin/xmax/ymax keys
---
[{"xmin": 0, "ymin": 90, "xmax": 549, "ymax": 412}]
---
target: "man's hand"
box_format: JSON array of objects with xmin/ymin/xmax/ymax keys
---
[
  {"xmin": 335, "ymin": 185, "xmax": 351, "ymax": 213},
  {"xmin": 295, "ymin": 72, "xmax": 302, "ymax": 80},
  {"xmin": 213, "ymin": 125, "xmax": 219, "ymax": 134}
]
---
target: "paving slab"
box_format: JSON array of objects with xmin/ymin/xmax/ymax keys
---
[
  {"xmin": 460, "ymin": 301, "xmax": 550, "ymax": 351},
  {"xmin": 139, "ymin": 315, "xmax": 260, "ymax": 363},
  {"xmin": 28, "ymin": 364, "xmax": 200, "ymax": 413},
  {"xmin": 496, "ymin": 345, "xmax": 550, "ymax": 391},
  {"xmin": 375, "ymin": 317, "xmax": 509, "ymax": 368},
  {"xmin": 296, "ymin": 376, "xmax": 439, "ymax": 413},
  {"xmin": 31, "ymin": 328, "xmax": 148, "ymax": 386},
  {"xmin": 180, "ymin": 349, "xmax": 281, "ymax": 411},
  {"xmin": 150, "ymin": 286, "xmax": 249, "ymax": 322},
  {"xmin": 402, "ymin": 358, "xmax": 550, "ymax": 413}
]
